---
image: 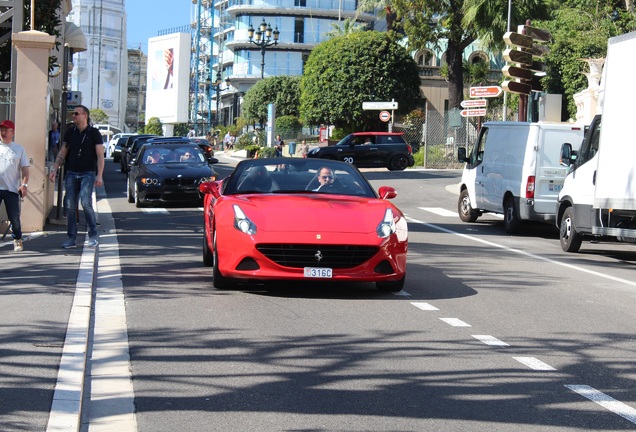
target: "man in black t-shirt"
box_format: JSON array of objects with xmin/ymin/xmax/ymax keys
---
[{"xmin": 49, "ymin": 105, "xmax": 105, "ymax": 248}]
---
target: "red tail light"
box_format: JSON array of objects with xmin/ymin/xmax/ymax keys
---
[
  {"xmin": 526, "ymin": 176, "xmax": 535, "ymax": 199},
  {"xmin": 407, "ymin": 144, "xmax": 413, "ymax": 154}
]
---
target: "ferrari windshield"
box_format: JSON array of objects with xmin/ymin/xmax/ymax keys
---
[{"xmin": 224, "ymin": 158, "xmax": 377, "ymax": 197}]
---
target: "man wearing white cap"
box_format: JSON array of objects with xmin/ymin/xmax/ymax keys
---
[{"xmin": 0, "ymin": 119, "xmax": 30, "ymax": 252}]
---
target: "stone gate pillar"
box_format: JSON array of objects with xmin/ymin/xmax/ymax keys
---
[{"xmin": 12, "ymin": 30, "xmax": 56, "ymax": 232}]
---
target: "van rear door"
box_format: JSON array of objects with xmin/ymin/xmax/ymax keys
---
[{"xmin": 533, "ymin": 126, "xmax": 584, "ymax": 215}]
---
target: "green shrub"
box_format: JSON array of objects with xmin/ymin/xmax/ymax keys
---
[
  {"xmin": 413, "ymin": 148, "xmax": 424, "ymax": 167},
  {"xmin": 258, "ymin": 146, "xmax": 276, "ymax": 158}
]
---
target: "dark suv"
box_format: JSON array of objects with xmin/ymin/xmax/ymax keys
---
[{"xmin": 307, "ymin": 132, "xmax": 415, "ymax": 171}]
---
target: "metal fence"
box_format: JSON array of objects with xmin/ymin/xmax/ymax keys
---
[{"xmin": 393, "ymin": 106, "xmax": 505, "ymax": 169}]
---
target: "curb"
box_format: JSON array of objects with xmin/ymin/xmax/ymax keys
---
[{"xmin": 46, "ymin": 236, "xmax": 98, "ymax": 432}]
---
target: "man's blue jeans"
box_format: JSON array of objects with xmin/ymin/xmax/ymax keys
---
[
  {"xmin": 0, "ymin": 190, "xmax": 21, "ymax": 240},
  {"xmin": 64, "ymin": 171, "xmax": 97, "ymax": 240}
]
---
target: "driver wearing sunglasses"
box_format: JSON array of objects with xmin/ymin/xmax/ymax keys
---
[{"xmin": 313, "ymin": 167, "xmax": 335, "ymax": 191}]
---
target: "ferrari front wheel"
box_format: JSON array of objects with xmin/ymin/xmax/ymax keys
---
[{"xmin": 212, "ymin": 232, "xmax": 233, "ymax": 289}]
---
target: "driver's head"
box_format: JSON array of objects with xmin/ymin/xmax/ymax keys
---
[
  {"xmin": 317, "ymin": 167, "xmax": 335, "ymax": 187},
  {"xmin": 248, "ymin": 165, "xmax": 268, "ymax": 179}
]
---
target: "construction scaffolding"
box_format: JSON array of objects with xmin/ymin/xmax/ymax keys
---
[
  {"xmin": 125, "ymin": 48, "xmax": 146, "ymax": 132},
  {"xmin": 189, "ymin": 0, "xmax": 214, "ymax": 134}
]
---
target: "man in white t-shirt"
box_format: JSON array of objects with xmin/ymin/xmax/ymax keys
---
[{"xmin": 0, "ymin": 120, "xmax": 30, "ymax": 252}]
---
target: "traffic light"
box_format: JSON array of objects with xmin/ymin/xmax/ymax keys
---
[{"xmin": 502, "ymin": 25, "xmax": 551, "ymax": 95}]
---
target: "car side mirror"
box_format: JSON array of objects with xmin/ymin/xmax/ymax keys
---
[
  {"xmin": 207, "ymin": 157, "xmax": 219, "ymax": 164},
  {"xmin": 199, "ymin": 181, "xmax": 221, "ymax": 198},
  {"xmin": 458, "ymin": 147, "xmax": 468, "ymax": 163},
  {"xmin": 378, "ymin": 186, "xmax": 397, "ymax": 200},
  {"xmin": 560, "ymin": 143, "xmax": 573, "ymax": 166}
]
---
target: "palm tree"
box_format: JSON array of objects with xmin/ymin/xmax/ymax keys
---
[
  {"xmin": 356, "ymin": 0, "xmax": 397, "ymax": 31},
  {"xmin": 392, "ymin": 0, "xmax": 551, "ymax": 109},
  {"xmin": 324, "ymin": 18, "xmax": 367, "ymax": 38}
]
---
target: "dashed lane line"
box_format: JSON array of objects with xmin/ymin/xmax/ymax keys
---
[
  {"xmin": 513, "ymin": 357, "xmax": 556, "ymax": 371},
  {"xmin": 566, "ymin": 385, "xmax": 636, "ymax": 425},
  {"xmin": 472, "ymin": 335, "xmax": 509, "ymax": 347},
  {"xmin": 439, "ymin": 317, "xmax": 472, "ymax": 327}
]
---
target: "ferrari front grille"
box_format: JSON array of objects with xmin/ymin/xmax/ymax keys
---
[{"xmin": 256, "ymin": 244, "xmax": 378, "ymax": 269}]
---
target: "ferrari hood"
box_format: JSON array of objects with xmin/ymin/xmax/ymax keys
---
[{"xmin": 233, "ymin": 194, "xmax": 393, "ymax": 234}]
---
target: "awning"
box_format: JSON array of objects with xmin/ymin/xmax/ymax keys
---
[{"xmin": 65, "ymin": 22, "xmax": 87, "ymax": 53}]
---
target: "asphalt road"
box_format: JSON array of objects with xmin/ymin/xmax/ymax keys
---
[{"xmin": 82, "ymin": 156, "xmax": 636, "ymax": 431}]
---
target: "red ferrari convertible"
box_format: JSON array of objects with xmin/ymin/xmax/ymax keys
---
[{"xmin": 199, "ymin": 157, "xmax": 408, "ymax": 291}]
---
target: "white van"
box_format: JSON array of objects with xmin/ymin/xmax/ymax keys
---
[{"xmin": 457, "ymin": 121, "xmax": 584, "ymax": 234}]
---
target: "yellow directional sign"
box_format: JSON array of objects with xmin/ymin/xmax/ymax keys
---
[
  {"xmin": 504, "ymin": 31, "xmax": 533, "ymax": 49},
  {"xmin": 503, "ymin": 48, "xmax": 532, "ymax": 66},
  {"xmin": 520, "ymin": 25, "xmax": 552, "ymax": 42},
  {"xmin": 502, "ymin": 80, "xmax": 532, "ymax": 95},
  {"xmin": 503, "ymin": 65, "xmax": 533, "ymax": 81}
]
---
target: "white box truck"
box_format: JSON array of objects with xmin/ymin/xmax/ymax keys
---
[
  {"xmin": 457, "ymin": 122, "xmax": 584, "ymax": 234},
  {"xmin": 556, "ymin": 31, "xmax": 636, "ymax": 252}
]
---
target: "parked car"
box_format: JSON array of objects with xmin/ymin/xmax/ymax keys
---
[
  {"xmin": 107, "ymin": 133, "xmax": 136, "ymax": 158},
  {"xmin": 307, "ymin": 132, "xmax": 415, "ymax": 171},
  {"xmin": 111, "ymin": 135, "xmax": 134, "ymax": 163},
  {"xmin": 457, "ymin": 121, "xmax": 584, "ymax": 234},
  {"xmin": 127, "ymin": 142, "xmax": 217, "ymax": 207},
  {"xmin": 199, "ymin": 157, "xmax": 408, "ymax": 291},
  {"xmin": 120, "ymin": 135, "xmax": 159, "ymax": 173}
]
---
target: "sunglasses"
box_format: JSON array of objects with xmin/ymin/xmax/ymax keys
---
[
  {"xmin": 72, "ymin": 112, "xmax": 83, "ymax": 116},
  {"xmin": 320, "ymin": 175, "xmax": 333, "ymax": 180}
]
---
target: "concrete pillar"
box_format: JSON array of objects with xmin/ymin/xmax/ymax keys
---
[{"xmin": 12, "ymin": 30, "xmax": 56, "ymax": 232}]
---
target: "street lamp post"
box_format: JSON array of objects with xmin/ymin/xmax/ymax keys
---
[
  {"xmin": 213, "ymin": 71, "xmax": 231, "ymax": 127},
  {"xmin": 247, "ymin": 19, "xmax": 280, "ymax": 79}
]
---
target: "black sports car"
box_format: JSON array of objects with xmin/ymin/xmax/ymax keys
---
[{"xmin": 127, "ymin": 142, "xmax": 217, "ymax": 207}]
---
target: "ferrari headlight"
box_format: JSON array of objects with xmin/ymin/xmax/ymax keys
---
[
  {"xmin": 376, "ymin": 208, "xmax": 396, "ymax": 238},
  {"xmin": 233, "ymin": 204, "xmax": 257, "ymax": 234}
]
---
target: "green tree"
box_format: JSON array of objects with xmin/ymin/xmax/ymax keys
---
[
  {"xmin": 299, "ymin": 31, "xmax": 421, "ymax": 130},
  {"xmin": 144, "ymin": 117, "xmax": 164, "ymax": 135},
  {"xmin": 538, "ymin": 0, "xmax": 635, "ymax": 118},
  {"xmin": 392, "ymin": 0, "xmax": 551, "ymax": 109},
  {"xmin": 242, "ymin": 76, "xmax": 301, "ymax": 125},
  {"xmin": 275, "ymin": 115, "xmax": 302, "ymax": 138},
  {"xmin": 0, "ymin": 0, "xmax": 62, "ymax": 80},
  {"xmin": 324, "ymin": 18, "xmax": 367, "ymax": 38},
  {"xmin": 90, "ymin": 109, "xmax": 109, "ymax": 124},
  {"xmin": 356, "ymin": 0, "xmax": 397, "ymax": 31}
]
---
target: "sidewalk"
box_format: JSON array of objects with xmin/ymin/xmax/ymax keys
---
[{"xmin": 0, "ymin": 206, "xmax": 98, "ymax": 431}]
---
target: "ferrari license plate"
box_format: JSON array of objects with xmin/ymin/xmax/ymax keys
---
[{"xmin": 304, "ymin": 267, "xmax": 333, "ymax": 278}]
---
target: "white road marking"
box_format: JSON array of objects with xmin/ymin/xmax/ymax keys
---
[
  {"xmin": 141, "ymin": 208, "xmax": 169, "ymax": 214},
  {"xmin": 566, "ymin": 385, "xmax": 636, "ymax": 424},
  {"xmin": 473, "ymin": 335, "xmax": 509, "ymax": 346},
  {"xmin": 411, "ymin": 302, "xmax": 439, "ymax": 311},
  {"xmin": 513, "ymin": 356, "xmax": 556, "ymax": 370},
  {"xmin": 440, "ymin": 318, "xmax": 471, "ymax": 327},
  {"xmin": 406, "ymin": 216, "xmax": 636, "ymax": 288},
  {"xmin": 418, "ymin": 207, "xmax": 458, "ymax": 217},
  {"xmin": 87, "ymin": 196, "xmax": 138, "ymax": 430}
]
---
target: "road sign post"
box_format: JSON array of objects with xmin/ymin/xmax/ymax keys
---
[
  {"xmin": 460, "ymin": 108, "xmax": 487, "ymax": 117},
  {"xmin": 469, "ymin": 86, "xmax": 503, "ymax": 98},
  {"xmin": 461, "ymin": 99, "xmax": 488, "ymax": 108}
]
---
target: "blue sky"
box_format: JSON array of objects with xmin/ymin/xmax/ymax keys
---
[{"xmin": 126, "ymin": 0, "xmax": 191, "ymax": 53}]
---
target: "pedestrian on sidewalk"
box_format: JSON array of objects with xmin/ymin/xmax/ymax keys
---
[
  {"xmin": 48, "ymin": 121, "xmax": 60, "ymax": 162},
  {"xmin": 49, "ymin": 105, "xmax": 105, "ymax": 249},
  {"xmin": 0, "ymin": 120, "xmax": 30, "ymax": 252}
]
